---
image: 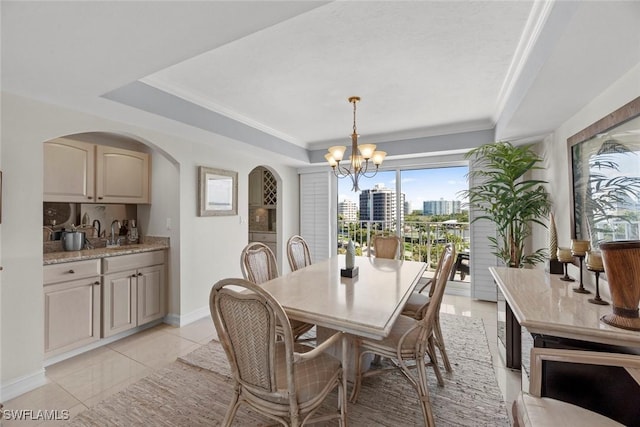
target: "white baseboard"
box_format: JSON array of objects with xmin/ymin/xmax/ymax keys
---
[
  {"xmin": 166, "ymin": 306, "xmax": 210, "ymax": 327},
  {"xmin": 1, "ymin": 368, "xmax": 47, "ymax": 402}
]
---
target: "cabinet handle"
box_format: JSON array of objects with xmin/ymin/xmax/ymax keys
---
[
  {"xmin": 98, "ymin": 196, "xmax": 103, "ymax": 200},
  {"xmin": 88, "ymin": 196, "xmax": 93, "ymax": 200},
  {"xmin": 137, "ymin": 272, "xmax": 143, "ymax": 276},
  {"xmin": 93, "ymin": 281, "xmax": 100, "ymax": 285},
  {"xmin": 131, "ymin": 274, "xmax": 137, "ymax": 278},
  {"xmin": 68, "ymin": 269, "xmax": 75, "ymax": 274}
]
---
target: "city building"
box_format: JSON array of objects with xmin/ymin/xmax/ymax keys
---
[
  {"xmin": 338, "ymin": 199, "xmax": 358, "ymax": 222},
  {"xmin": 359, "ymin": 184, "xmax": 405, "ymax": 226},
  {"xmin": 423, "ymin": 199, "xmax": 462, "ymax": 216}
]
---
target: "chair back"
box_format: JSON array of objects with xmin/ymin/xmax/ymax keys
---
[
  {"xmin": 427, "ymin": 244, "xmax": 457, "ymax": 298},
  {"xmin": 420, "ymin": 244, "xmax": 455, "ymax": 331},
  {"xmin": 372, "ymin": 235, "xmax": 402, "ymax": 260},
  {"xmin": 210, "ymin": 278, "xmax": 296, "ymax": 398},
  {"xmin": 241, "ymin": 242, "xmax": 279, "ymax": 284},
  {"xmin": 286, "ymin": 235, "xmax": 312, "ymax": 271}
]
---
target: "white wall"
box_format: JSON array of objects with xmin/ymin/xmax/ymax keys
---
[
  {"xmin": 533, "ymin": 63, "xmax": 640, "ymax": 282},
  {"xmin": 0, "ymin": 92, "xmax": 300, "ymax": 399}
]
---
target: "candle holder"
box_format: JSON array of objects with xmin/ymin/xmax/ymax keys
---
[
  {"xmin": 572, "ymin": 254, "xmax": 591, "ymax": 294},
  {"xmin": 587, "ymin": 267, "xmax": 608, "ymax": 305},
  {"xmin": 556, "ymin": 247, "xmax": 575, "ymax": 282},
  {"xmin": 559, "ymin": 260, "xmax": 575, "ymax": 282},
  {"xmin": 571, "ymin": 240, "xmax": 591, "ymax": 294}
]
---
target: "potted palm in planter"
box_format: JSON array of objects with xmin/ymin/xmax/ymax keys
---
[{"xmin": 462, "ymin": 141, "xmax": 551, "ymax": 268}]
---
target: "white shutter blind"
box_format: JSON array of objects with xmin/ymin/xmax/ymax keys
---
[
  {"xmin": 469, "ymin": 160, "xmax": 499, "ymax": 301},
  {"xmin": 299, "ymin": 171, "xmax": 333, "ymax": 262}
]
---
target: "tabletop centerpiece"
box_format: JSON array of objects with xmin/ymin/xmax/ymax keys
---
[{"xmin": 341, "ymin": 240, "xmax": 359, "ymax": 278}]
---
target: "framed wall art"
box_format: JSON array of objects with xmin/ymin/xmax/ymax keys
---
[{"xmin": 198, "ymin": 166, "xmax": 238, "ymax": 217}]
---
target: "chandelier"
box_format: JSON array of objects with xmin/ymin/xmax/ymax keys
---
[{"xmin": 325, "ymin": 96, "xmax": 386, "ymax": 192}]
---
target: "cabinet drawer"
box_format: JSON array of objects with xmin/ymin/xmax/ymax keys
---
[
  {"xmin": 102, "ymin": 250, "xmax": 165, "ymax": 274},
  {"xmin": 252, "ymin": 232, "xmax": 276, "ymax": 243},
  {"xmin": 44, "ymin": 259, "xmax": 101, "ymax": 284}
]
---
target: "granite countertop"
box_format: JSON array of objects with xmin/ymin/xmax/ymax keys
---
[
  {"xmin": 43, "ymin": 236, "xmax": 169, "ymax": 265},
  {"xmin": 489, "ymin": 266, "xmax": 640, "ymax": 348}
]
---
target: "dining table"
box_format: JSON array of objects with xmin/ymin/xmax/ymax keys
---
[{"xmin": 260, "ymin": 254, "xmax": 427, "ymax": 400}]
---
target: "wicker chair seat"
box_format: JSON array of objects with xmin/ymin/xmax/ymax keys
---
[
  {"xmin": 402, "ymin": 292, "xmax": 430, "ymax": 319},
  {"xmin": 257, "ymin": 342, "xmax": 342, "ymax": 405},
  {"xmin": 358, "ymin": 315, "xmax": 422, "ymax": 353}
]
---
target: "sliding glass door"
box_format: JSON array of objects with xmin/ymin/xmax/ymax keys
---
[{"xmin": 336, "ymin": 166, "xmax": 469, "ymax": 274}]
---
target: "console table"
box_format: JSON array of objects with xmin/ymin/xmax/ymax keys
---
[{"xmin": 490, "ymin": 267, "xmax": 640, "ymax": 425}]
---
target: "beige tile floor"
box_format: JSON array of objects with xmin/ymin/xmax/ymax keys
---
[{"xmin": 2, "ymin": 294, "xmax": 520, "ymax": 426}]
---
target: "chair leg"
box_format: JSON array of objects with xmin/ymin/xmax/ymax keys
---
[
  {"xmin": 427, "ymin": 338, "xmax": 444, "ymax": 387},
  {"xmin": 222, "ymin": 388, "xmax": 241, "ymax": 427},
  {"xmin": 415, "ymin": 353, "xmax": 437, "ymax": 427},
  {"xmin": 434, "ymin": 316, "xmax": 452, "ymax": 372},
  {"xmin": 338, "ymin": 371, "xmax": 347, "ymax": 426},
  {"xmin": 349, "ymin": 346, "xmax": 364, "ymax": 403}
]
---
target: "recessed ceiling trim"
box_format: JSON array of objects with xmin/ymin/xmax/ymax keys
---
[
  {"xmin": 494, "ymin": 0, "xmax": 556, "ymax": 123},
  {"xmin": 141, "ymin": 74, "xmax": 302, "ymax": 146},
  {"xmin": 308, "ymin": 128, "xmax": 495, "ymax": 164},
  {"xmin": 103, "ymin": 81, "xmax": 310, "ymax": 163}
]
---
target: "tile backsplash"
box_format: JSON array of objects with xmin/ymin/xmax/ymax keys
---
[{"xmin": 249, "ymin": 206, "xmax": 275, "ymax": 231}]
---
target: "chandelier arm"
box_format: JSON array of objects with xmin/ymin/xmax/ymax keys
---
[
  {"xmin": 358, "ymin": 160, "xmax": 380, "ymax": 178},
  {"xmin": 334, "ymin": 163, "xmax": 352, "ymax": 178}
]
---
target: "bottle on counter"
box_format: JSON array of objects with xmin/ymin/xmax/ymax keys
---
[{"xmin": 128, "ymin": 219, "xmax": 139, "ymax": 244}]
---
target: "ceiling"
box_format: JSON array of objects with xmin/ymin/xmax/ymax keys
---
[{"xmin": 2, "ymin": 1, "xmax": 639, "ymax": 165}]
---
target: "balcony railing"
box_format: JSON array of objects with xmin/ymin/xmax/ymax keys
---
[{"xmin": 337, "ymin": 219, "xmax": 470, "ymax": 271}]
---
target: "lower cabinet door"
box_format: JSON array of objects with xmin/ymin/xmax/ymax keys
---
[
  {"xmin": 137, "ymin": 264, "xmax": 165, "ymax": 325},
  {"xmin": 44, "ymin": 277, "xmax": 101, "ymax": 356},
  {"xmin": 103, "ymin": 270, "xmax": 137, "ymax": 337}
]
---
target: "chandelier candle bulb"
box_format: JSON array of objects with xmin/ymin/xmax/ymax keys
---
[
  {"xmin": 328, "ymin": 146, "xmax": 346, "ymax": 162},
  {"xmin": 372, "ymin": 151, "xmax": 387, "ymax": 165},
  {"xmin": 358, "ymin": 144, "xmax": 376, "ymax": 159}
]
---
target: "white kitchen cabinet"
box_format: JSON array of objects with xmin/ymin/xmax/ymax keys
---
[
  {"xmin": 102, "ymin": 251, "xmax": 165, "ymax": 337},
  {"xmin": 43, "ymin": 259, "xmax": 101, "ymax": 356},
  {"xmin": 96, "ymin": 145, "xmax": 150, "ymax": 204},
  {"xmin": 44, "ymin": 138, "xmax": 96, "ymax": 203},
  {"xmin": 43, "ymin": 139, "xmax": 151, "ymax": 204}
]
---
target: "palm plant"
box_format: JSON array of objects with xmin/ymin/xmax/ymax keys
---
[{"xmin": 461, "ymin": 141, "xmax": 551, "ymax": 267}]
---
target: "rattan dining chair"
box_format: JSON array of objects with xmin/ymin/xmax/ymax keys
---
[
  {"xmin": 372, "ymin": 235, "xmax": 402, "ymax": 259},
  {"xmin": 287, "ymin": 235, "xmax": 312, "ymax": 271},
  {"xmin": 241, "ymin": 242, "xmax": 314, "ymax": 341},
  {"xmin": 350, "ymin": 243, "xmax": 456, "ymax": 427},
  {"xmin": 210, "ymin": 278, "xmax": 347, "ymax": 427},
  {"xmin": 401, "ymin": 243, "xmax": 456, "ymax": 372}
]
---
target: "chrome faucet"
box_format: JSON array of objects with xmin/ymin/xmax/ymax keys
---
[{"xmin": 108, "ymin": 220, "xmax": 121, "ymax": 247}]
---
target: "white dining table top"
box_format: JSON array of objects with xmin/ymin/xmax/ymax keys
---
[{"xmin": 261, "ymin": 255, "xmax": 427, "ymax": 340}]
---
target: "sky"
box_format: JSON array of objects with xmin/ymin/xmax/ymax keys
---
[{"xmin": 338, "ymin": 166, "xmax": 469, "ymax": 213}]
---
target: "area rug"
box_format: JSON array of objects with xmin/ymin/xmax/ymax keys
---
[{"xmin": 68, "ymin": 313, "xmax": 509, "ymax": 426}]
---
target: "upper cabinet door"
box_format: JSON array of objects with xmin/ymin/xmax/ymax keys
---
[
  {"xmin": 44, "ymin": 139, "xmax": 96, "ymax": 203},
  {"xmin": 96, "ymin": 146, "xmax": 150, "ymax": 204}
]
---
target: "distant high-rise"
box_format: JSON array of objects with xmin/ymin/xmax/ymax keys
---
[
  {"xmin": 338, "ymin": 199, "xmax": 358, "ymax": 222},
  {"xmin": 423, "ymin": 199, "xmax": 461, "ymax": 216},
  {"xmin": 360, "ymin": 184, "xmax": 405, "ymax": 225}
]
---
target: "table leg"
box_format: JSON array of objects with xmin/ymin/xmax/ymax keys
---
[
  {"xmin": 341, "ymin": 334, "xmax": 348, "ymax": 417},
  {"xmin": 317, "ymin": 326, "xmax": 373, "ymax": 381}
]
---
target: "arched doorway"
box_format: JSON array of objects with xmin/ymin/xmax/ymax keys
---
[{"xmin": 248, "ymin": 166, "xmax": 279, "ymax": 262}]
